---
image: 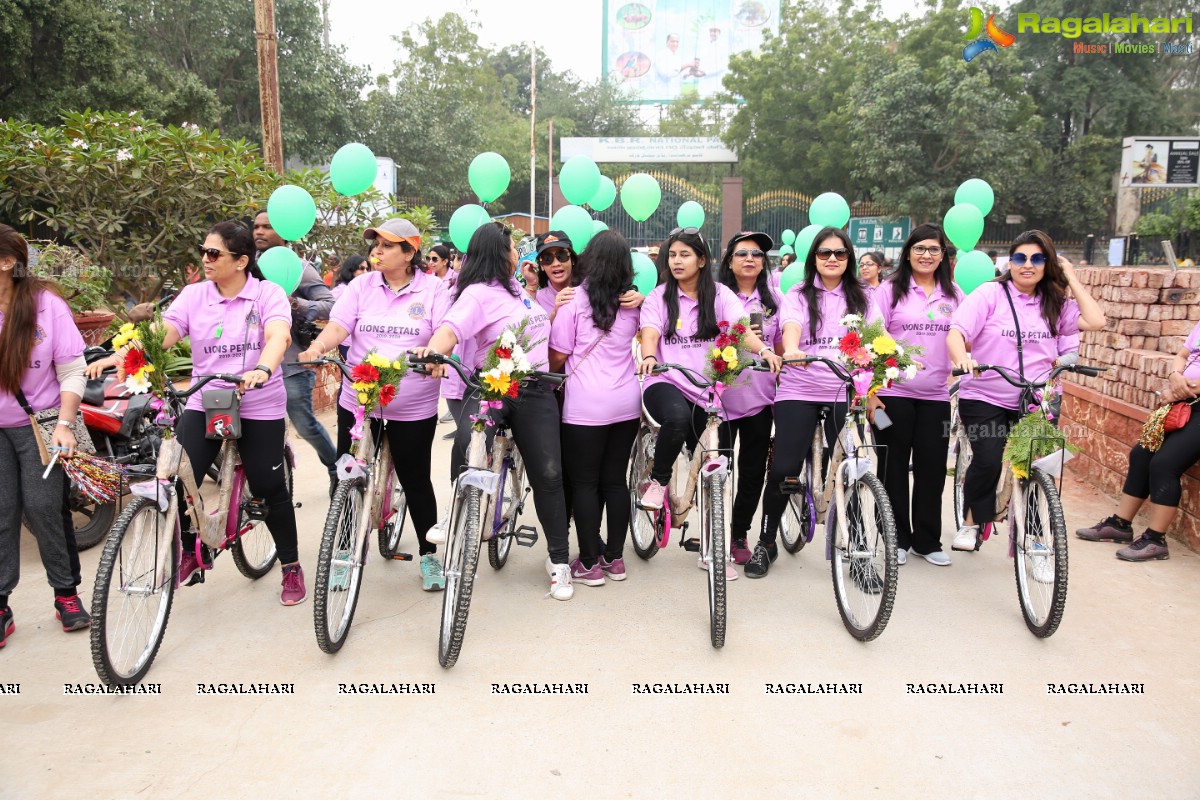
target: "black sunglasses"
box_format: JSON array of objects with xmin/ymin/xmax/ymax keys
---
[
  {"xmin": 538, "ymin": 250, "xmax": 572, "ymax": 266},
  {"xmin": 670, "ymin": 226, "xmax": 701, "ymax": 237},
  {"xmin": 733, "ymin": 248, "xmax": 765, "ymax": 258},
  {"xmin": 427, "ymin": 254, "xmax": 441, "ymax": 262},
  {"xmin": 816, "ymin": 247, "xmax": 850, "ymax": 261},
  {"xmin": 198, "ymin": 246, "xmax": 232, "ymax": 261}
]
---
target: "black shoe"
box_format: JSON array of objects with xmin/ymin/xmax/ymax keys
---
[
  {"xmin": 0, "ymin": 606, "xmax": 12, "ymax": 647},
  {"xmin": 745, "ymin": 542, "xmax": 777, "ymax": 578},
  {"xmin": 850, "ymin": 561, "xmax": 884, "ymax": 594},
  {"xmin": 53, "ymin": 595, "xmax": 91, "ymax": 631},
  {"xmin": 442, "ymin": 430, "xmax": 456, "ymax": 441}
]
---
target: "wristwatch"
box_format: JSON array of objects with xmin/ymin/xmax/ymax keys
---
[{"xmin": 254, "ymin": 364, "xmax": 273, "ymax": 378}]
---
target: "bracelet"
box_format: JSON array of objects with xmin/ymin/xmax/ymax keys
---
[
  {"xmin": 56, "ymin": 419, "xmax": 72, "ymax": 427},
  {"xmin": 641, "ymin": 355, "xmax": 658, "ymax": 362},
  {"xmin": 254, "ymin": 364, "xmax": 272, "ymax": 378},
  {"xmin": 758, "ymin": 346, "xmax": 775, "ymax": 357}
]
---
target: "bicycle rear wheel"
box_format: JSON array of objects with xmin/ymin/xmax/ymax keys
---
[
  {"xmin": 231, "ymin": 457, "xmax": 288, "ymax": 579},
  {"xmin": 488, "ymin": 458, "xmax": 520, "ymax": 570},
  {"xmin": 628, "ymin": 429, "xmax": 660, "ymax": 560},
  {"xmin": 831, "ymin": 471, "xmax": 898, "ymax": 641},
  {"xmin": 314, "ymin": 479, "xmax": 367, "ymax": 654},
  {"xmin": 90, "ymin": 497, "xmax": 176, "ymax": 686},
  {"xmin": 1013, "ymin": 468, "xmax": 1068, "ymax": 637},
  {"xmin": 378, "ymin": 467, "xmax": 407, "ymax": 559},
  {"xmin": 704, "ymin": 474, "xmax": 728, "ymax": 649},
  {"xmin": 781, "ymin": 478, "xmax": 812, "ymax": 554},
  {"xmin": 439, "ymin": 487, "xmax": 482, "ymax": 668}
]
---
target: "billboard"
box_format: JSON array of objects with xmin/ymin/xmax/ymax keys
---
[
  {"xmin": 1120, "ymin": 137, "xmax": 1200, "ymax": 188},
  {"xmin": 602, "ymin": 0, "xmax": 781, "ymax": 104},
  {"xmin": 561, "ymin": 136, "xmax": 738, "ymax": 163}
]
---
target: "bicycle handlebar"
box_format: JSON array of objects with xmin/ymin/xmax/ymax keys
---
[
  {"xmin": 650, "ymin": 360, "xmax": 772, "ymax": 389},
  {"xmin": 405, "ymin": 352, "xmax": 565, "ymax": 390},
  {"xmin": 286, "ymin": 357, "xmax": 354, "ymax": 381},
  {"xmin": 950, "ymin": 362, "xmax": 1107, "ymax": 385},
  {"xmin": 167, "ymin": 372, "xmax": 255, "ymax": 400},
  {"xmin": 781, "ymin": 355, "xmax": 854, "ymax": 384}
]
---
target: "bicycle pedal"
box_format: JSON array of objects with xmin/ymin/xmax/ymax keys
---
[
  {"xmin": 512, "ymin": 525, "xmax": 540, "ymax": 548},
  {"xmin": 779, "ymin": 477, "xmax": 802, "ymax": 495},
  {"xmin": 241, "ymin": 497, "xmax": 269, "ymax": 521},
  {"xmin": 390, "ymin": 552, "xmax": 413, "ymax": 562},
  {"xmin": 680, "ymin": 537, "xmax": 701, "ymax": 552}
]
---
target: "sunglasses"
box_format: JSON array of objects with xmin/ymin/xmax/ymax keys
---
[
  {"xmin": 816, "ymin": 247, "xmax": 850, "ymax": 261},
  {"xmin": 1009, "ymin": 252, "xmax": 1046, "ymax": 267},
  {"xmin": 670, "ymin": 227, "xmax": 702, "ymax": 237},
  {"xmin": 198, "ymin": 246, "xmax": 233, "ymax": 261},
  {"xmin": 427, "ymin": 255, "xmax": 441, "ymax": 263},
  {"xmin": 538, "ymin": 250, "xmax": 572, "ymax": 266},
  {"xmin": 733, "ymin": 249, "xmax": 765, "ymax": 258}
]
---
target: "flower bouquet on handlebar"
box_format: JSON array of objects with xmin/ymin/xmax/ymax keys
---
[
  {"xmin": 705, "ymin": 318, "xmax": 752, "ymax": 388},
  {"xmin": 470, "ymin": 318, "xmax": 543, "ymax": 432},
  {"xmin": 347, "ymin": 350, "xmax": 407, "ymax": 454},
  {"xmin": 835, "ymin": 313, "xmax": 922, "ymax": 406}
]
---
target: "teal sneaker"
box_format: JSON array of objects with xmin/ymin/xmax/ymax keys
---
[{"xmin": 420, "ymin": 554, "xmax": 446, "ymax": 592}]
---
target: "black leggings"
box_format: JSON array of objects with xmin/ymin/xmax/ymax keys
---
[
  {"xmin": 643, "ymin": 383, "xmax": 712, "ymax": 486},
  {"xmin": 177, "ymin": 411, "xmax": 299, "ymax": 564},
  {"xmin": 959, "ymin": 399, "xmax": 1020, "ymax": 526},
  {"xmin": 1123, "ymin": 407, "xmax": 1200, "ymax": 507},
  {"xmin": 873, "ymin": 396, "xmax": 951, "ymax": 554},
  {"xmin": 761, "ymin": 400, "xmax": 847, "ymax": 545},
  {"xmin": 726, "ymin": 406, "xmax": 773, "ymax": 541},
  {"xmin": 451, "ymin": 383, "xmax": 570, "ymax": 564},
  {"xmin": 561, "ymin": 419, "xmax": 640, "ymax": 565},
  {"xmin": 337, "ymin": 406, "xmax": 439, "ymax": 555}
]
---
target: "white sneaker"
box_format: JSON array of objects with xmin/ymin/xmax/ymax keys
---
[
  {"xmin": 546, "ymin": 559, "xmax": 574, "ymax": 600},
  {"xmin": 425, "ymin": 517, "xmax": 448, "ymax": 545},
  {"xmin": 697, "ymin": 555, "xmax": 739, "ymax": 581},
  {"xmin": 921, "ymin": 550, "xmax": 952, "ymax": 566},
  {"xmin": 1031, "ymin": 542, "xmax": 1054, "ymax": 584},
  {"xmin": 896, "ymin": 548, "xmax": 907, "ymax": 565},
  {"xmin": 952, "ymin": 525, "xmax": 979, "ymax": 552}
]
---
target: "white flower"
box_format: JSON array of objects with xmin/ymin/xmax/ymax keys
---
[
  {"xmin": 895, "ymin": 344, "xmax": 905, "ymax": 356},
  {"xmin": 116, "ymin": 148, "xmax": 132, "ymax": 162},
  {"xmin": 864, "ymin": 342, "xmax": 874, "ymax": 353},
  {"xmin": 497, "ymin": 358, "xmax": 515, "ymax": 373},
  {"xmin": 125, "ymin": 372, "xmax": 152, "ymax": 394},
  {"xmin": 71, "ymin": 138, "xmax": 89, "ymax": 150},
  {"xmin": 904, "ymin": 365, "xmax": 918, "ymax": 380},
  {"xmin": 515, "ymin": 354, "xmax": 532, "ymax": 373},
  {"xmin": 885, "ymin": 366, "xmax": 900, "ymax": 380},
  {"xmin": 130, "ymin": 126, "xmax": 143, "ymax": 132},
  {"xmin": 839, "ymin": 313, "xmax": 863, "ymax": 328},
  {"xmin": 499, "ymin": 330, "xmax": 517, "ymax": 348},
  {"xmin": 483, "ymin": 367, "xmax": 504, "ymax": 381}
]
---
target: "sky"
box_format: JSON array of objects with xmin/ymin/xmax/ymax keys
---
[{"xmin": 328, "ymin": 0, "xmax": 926, "ymax": 85}]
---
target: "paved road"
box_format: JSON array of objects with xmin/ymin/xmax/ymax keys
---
[{"xmin": 4, "ymin": 407, "xmax": 1199, "ymax": 798}]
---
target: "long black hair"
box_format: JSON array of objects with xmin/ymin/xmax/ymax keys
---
[
  {"xmin": 210, "ymin": 219, "xmax": 263, "ymax": 280},
  {"xmin": 797, "ymin": 227, "xmax": 868, "ymax": 343},
  {"xmin": 1002, "ymin": 229, "xmax": 1069, "ymax": 335},
  {"xmin": 717, "ymin": 234, "xmax": 779, "ymax": 316},
  {"xmin": 574, "ymin": 229, "xmax": 632, "ymax": 332},
  {"xmin": 455, "ymin": 221, "xmax": 519, "ymax": 301},
  {"xmin": 888, "ymin": 223, "xmax": 956, "ymax": 309},
  {"xmin": 336, "ymin": 255, "xmax": 367, "ymax": 287},
  {"xmin": 658, "ymin": 229, "xmax": 718, "ymax": 341}
]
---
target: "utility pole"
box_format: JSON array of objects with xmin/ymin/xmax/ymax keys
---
[
  {"xmin": 530, "ymin": 43, "xmax": 537, "ymax": 232},
  {"xmin": 254, "ymin": 0, "xmax": 284, "ymax": 173},
  {"xmin": 320, "ymin": 0, "xmax": 331, "ymax": 48}
]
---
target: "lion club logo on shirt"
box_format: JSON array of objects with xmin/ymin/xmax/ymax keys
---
[
  {"xmin": 937, "ymin": 302, "xmax": 954, "ymax": 317},
  {"xmin": 246, "ymin": 310, "xmax": 261, "ymax": 328},
  {"xmin": 407, "ymin": 302, "xmax": 425, "ymax": 321},
  {"xmin": 33, "ymin": 325, "xmax": 46, "ymax": 345}
]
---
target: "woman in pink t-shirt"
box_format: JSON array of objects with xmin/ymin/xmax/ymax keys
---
[
  {"xmin": 947, "ymin": 229, "xmax": 1105, "ymax": 552},
  {"xmin": 868, "ymin": 225, "xmax": 962, "ymax": 566},
  {"xmin": 0, "ymin": 225, "xmax": 91, "ymax": 638},
  {"xmin": 521, "ymin": 230, "xmax": 578, "ymax": 320},
  {"xmin": 753, "ymin": 228, "xmax": 876, "ymax": 579}
]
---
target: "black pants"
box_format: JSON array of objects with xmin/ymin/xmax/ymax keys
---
[
  {"xmin": 761, "ymin": 400, "xmax": 847, "ymax": 545},
  {"xmin": 1124, "ymin": 407, "xmax": 1200, "ymax": 507},
  {"xmin": 337, "ymin": 406, "xmax": 439, "ymax": 555},
  {"xmin": 177, "ymin": 412, "xmax": 299, "ymax": 564},
  {"xmin": 873, "ymin": 396, "xmax": 951, "ymax": 554},
  {"xmin": 561, "ymin": 419, "xmax": 640, "ymax": 566},
  {"xmin": 959, "ymin": 399, "xmax": 1020, "ymax": 526},
  {"xmin": 643, "ymin": 383, "xmax": 712, "ymax": 486},
  {"xmin": 451, "ymin": 383, "xmax": 570, "ymax": 564},
  {"xmin": 726, "ymin": 406, "xmax": 773, "ymax": 541}
]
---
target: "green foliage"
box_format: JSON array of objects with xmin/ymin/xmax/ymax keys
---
[
  {"xmin": 1004, "ymin": 410, "xmax": 1076, "ymax": 479},
  {"xmin": 1134, "ymin": 212, "xmax": 1182, "ymax": 241},
  {"xmin": 24, "ymin": 241, "xmax": 112, "ymax": 315}
]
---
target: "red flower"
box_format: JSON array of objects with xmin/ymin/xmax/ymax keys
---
[
  {"xmin": 839, "ymin": 331, "xmax": 861, "ymax": 355},
  {"xmin": 713, "ymin": 359, "xmax": 727, "ymax": 372},
  {"xmin": 732, "ymin": 323, "xmax": 747, "ymax": 335},
  {"xmin": 351, "ymin": 363, "xmax": 380, "ymax": 384},
  {"xmin": 718, "ymin": 320, "xmax": 730, "ymax": 331},
  {"xmin": 495, "ymin": 347, "xmax": 512, "ymax": 359},
  {"xmin": 123, "ymin": 347, "xmax": 147, "ymax": 375},
  {"xmin": 506, "ymin": 379, "xmax": 520, "ymax": 398},
  {"xmin": 886, "ymin": 358, "xmax": 898, "ymax": 368},
  {"xmin": 378, "ymin": 383, "xmax": 397, "ymax": 406},
  {"xmin": 716, "ymin": 334, "xmax": 731, "ymax": 348}
]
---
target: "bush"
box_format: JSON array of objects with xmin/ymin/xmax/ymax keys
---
[{"xmin": 25, "ymin": 241, "xmax": 112, "ymax": 315}]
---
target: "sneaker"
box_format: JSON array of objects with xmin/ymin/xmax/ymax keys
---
[
  {"xmin": 896, "ymin": 548, "xmax": 908, "ymax": 565},
  {"xmin": 1030, "ymin": 542, "xmax": 1055, "ymax": 584},
  {"xmin": 0, "ymin": 606, "xmax": 13, "ymax": 647},
  {"xmin": 420, "ymin": 554, "xmax": 446, "ymax": 591},
  {"xmin": 442, "ymin": 430, "xmax": 456, "ymax": 441},
  {"xmin": 177, "ymin": 545, "xmax": 212, "ymax": 587},
  {"xmin": 697, "ymin": 556, "xmax": 740, "ymax": 581},
  {"xmin": 570, "ymin": 558, "xmax": 605, "ymax": 587},
  {"xmin": 425, "ymin": 519, "xmax": 448, "ymax": 546},
  {"xmin": 598, "ymin": 555, "xmax": 627, "ymax": 581},
  {"xmin": 744, "ymin": 542, "xmax": 777, "ymax": 579},
  {"xmin": 546, "ymin": 559, "xmax": 574, "ymax": 601},
  {"xmin": 53, "ymin": 595, "xmax": 91, "ymax": 631},
  {"xmin": 280, "ymin": 564, "xmax": 307, "ymax": 606},
  {"xmin": 1076, "ymin": 515, "xmax": 1134, "ymax": 543},
  {"xmin": 851, "ymin": 562, "xmax": 884, "ymax": 594},
  {"xmin": 639, "ymin": 479, "xmax": 667, "ymax": 511},
  {"xmin": 730, "ymin": 538, "xmax": 752, "ymax": 565},
  {"xmin": 920, "ymin": 550, "xmax": 952, "ymax": 567},
  {"xmin": 1115, "ymin": 533, "xmax": 1170, "ymax": 562},
  {"xmin": 952, "ymin": 525, "xmax": 980, "ymax": 552},
  {"xmin": 439, "ymin": 411, "xmax": 454, "ymax": 423}
]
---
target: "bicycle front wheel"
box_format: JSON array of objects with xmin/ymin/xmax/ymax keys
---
[
  {"xmin": 831, "ymin": 472, "xmax": 898, "ymax": 641},
  {"xmin": 90, "ymin": 497, "xmax": 176, "ymax": 686},
  {"xmin": 628, "ymin": 429, "xmax": 659, "ymax": 560},
  {"xmin": 314, "ymin": 479, "xmax": 367, "ymax": 654},
  {"xmin": 488, "ymin": 461, "xmax": 519, "ymax": 570},
  {"xmin": 952, "ymin": 433, "xmax": 971, "ymax": 531},
  {"xmin": 1013, "ymin": 468, "xmax": 1068, "ymax": 637},
  {"xmin": 439, "ymin": 487, "xmax": 482, "ymax": 668},
  {"xmin": 705, "ymin": 474, "xmax": 727, "ymax": 649},
  {"xmin": 378, "ymin": 467, "xmax": 407, "ymax": 559},
  {"xmin": 781, "ymin": 489, "xmax": 812, "ymax": 554},
  {"xmin": 231, "ymin": 458, "xmax": 288, "ymax": 579}
]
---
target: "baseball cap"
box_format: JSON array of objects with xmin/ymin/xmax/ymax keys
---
[
  {"xmin": 726, "ymin": 231, "xmax": 774, "ymax": 255},
  {"xmin": 536, "ymin": 231, "xmax": 575, "ymax": 256},
  {"xmin": 364, "ymin": 218, "xmax": 421, "ymax": 251}
]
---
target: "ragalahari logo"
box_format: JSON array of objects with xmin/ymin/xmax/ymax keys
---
[{"xmin": 963, "ymin": 7, "xmax": 1016, "ymax": 61}]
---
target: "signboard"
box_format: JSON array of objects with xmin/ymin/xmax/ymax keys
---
[
  {"xmin": 602, "ymin": 0, "xmax": 781, "ymax": 104},
  {"xmin": 561, "ymin": 136, "xmax": 737, "ymax": 163},
  {"xmin": 849, "ymin": 217, "xmax": 912, "ymax": 249},
  {"xmin": 1120, "ymin": 137, "xmax": 1200, "ymax": 187}
]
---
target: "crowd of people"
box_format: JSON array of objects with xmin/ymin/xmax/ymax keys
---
[{"xmin": 4, "ymin": 209, "xmax": 1198, "ymax": 648}]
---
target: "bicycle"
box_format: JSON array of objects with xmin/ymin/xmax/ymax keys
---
[
  {"xmin": 89, "ymin": 374, "xmax": 293, "ymax": 686},
  {"xmin": 948, "ymin": 361, "xmax": 1105, "ymax": 637},
  {"xmin": 287, "ymin": 358, "xmax": 414, "ymax": 655},
  {"xmin": 773, "ymin": 356, "xmax": 899, "ymax": 642},
  {"xmin": 408, "ymin": 353, "xmax": 548, "ymax": 668}
]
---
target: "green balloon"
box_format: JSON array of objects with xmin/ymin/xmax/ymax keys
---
[
  {"xmin": 779, "ymin": 261, "xmax": 806, "ymax": 294},
  {"xmin": 559, "ymin": 156, "xmax": 602, "ymax": 206},
  {"xmin": 258, "ymin": 246, "xmax": 303, "ymax": 295},
  {"xmin": 676, "ymin": 201, "xmax": 705, "ymax": 229},
  {"xmin": 593, "ymin": 220, "xmax": 608, "ymax": 234},
  {"xmin": 954, "ymin": 250, "xmax": 995, "ymax": 295},
  {"xmin": 944, "ymin": 202, "xmax": 985, "ymax": 250},
  {"xmin": 550, "ymin": 205, "xmax": 594, "ymax": 252},
  {"xmin": 589, "ymin": 176, "xmax": 617, "ymax": 211},
  {"xmin": 955, "ymin": 178, "xmax": 995, "ymax": 217},
  {"xmin": 781, "ymin": 228, "xmax": 796, "ymax": 245},
  {"xmin": 468, "ymin": 152, "xmax": 510, "ymax": 203},
  {"xmin": 808, "ymin": 192, "xmax": 851, "ymax": 228},
  {"xmin": 778, "ymin": 244, "xmax": 794, "ymax": 256},
  {"xmin": 266, "ymin": 185, "xmax": 317, "ymax": 241},
  {"xmin": 620, "ymin": 173, "xmax": 661, "ymax": 223},
  {"xmin": 449, "ymin": 204, "xmax": 490, "ymax": 252},
  {"xmin": 794, "ymin": 224, "xmax": 822, "ymax": 263},
  {"xmin": 631, "ymin": 252, "xmax": 658, "ymax": 295},
  {"xmin": 329, "ymin": 143, "xmax": 377, "ymax": 196}
]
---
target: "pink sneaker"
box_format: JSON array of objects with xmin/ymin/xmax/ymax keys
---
[
  {"xmin": 730, "ymin": 538, "xmax": 752, "ymax": 565},
  {"xmin": 280, "ymin": 564, "xmax": 307, "ymax": 606},
  {"xmin": 570, "ymin": 558, "xmax": 605, "ymax": 587},
  {"xmin": 639, "ymin": 479, "xmax": 667, "ymax": 510},
  {"xmin": 598, "ymin": 556, "xmax": 627, "ymax": 581}
]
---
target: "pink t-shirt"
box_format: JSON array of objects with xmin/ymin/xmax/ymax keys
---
[
  {"xmin": 876, "ymin": 280, "xmax": 964, "ymax": 402},
  {"xmin": 640, "ymin": 282, "xmax": 748, "ymax": 407},
  {"xmin": 163, "ymin": 276, "xmax": 290, "ymax": 420},
  {"xmin": 777, "ymin": 282, "xmax": 880, "ymax": 403},
  {"xmin": 443, "ymin": 280, "xmax": 551, "ymax": 373},
  {"xmin": 331, "ymin": 270, "xmax": 450, "ymax": 421},
  {"xmin": 0, "ymin": 291, "xmax": 86, "ymax": 427},
  {"xmin": 535, "ymin": 286, "xmax": 557, "ymax": 316},
  {"xmin": 721, "ymin": 283, "xmax": 782, "ymax": 421},
  {"xmin": 548, "ymin": 284, "xmax": 641, "ymax": 425},
  {"xmin": 950, "ymin": 281, "xmax": 1082, "ymax": 409}
]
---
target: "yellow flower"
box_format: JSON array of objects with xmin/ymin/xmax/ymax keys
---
[
  {"xmin": 119, "ymin": 323, "xmax": 135, "ymax": 334},
  {"xmin": 721, "ymin": 346, "xmax": 738, "ymax": 361},
  {"xmin": 1011, "ymin": 464, "xmax": 1029, "ymax": 479},
  {"xmin": 726, "ymin": 358, "xmax": 739, "ymax": 371},
  {"xmin": 392, "ymin": 361, "xmax": 403, "ymax": 370},
  {"xmin": 365, "ymin": 352, "xmax": 390, "ymax": 369},
  {"xmin": 483, "ymin": 371, "xmax": 512, "ymax": 396},
  {"xmin": 358, "ymin": 391, "xmax": 370, "ymax": 404},
  {"xmin": 710, "ymin": 347, "xmax": 722, "ymax": 358},
  {"xmin": 871, "ymin": 335, "xmax": 897, "ymax": 356},
  {"xmin": 351, "ymin": 381, "xmax": 375, "ymax": 392}
]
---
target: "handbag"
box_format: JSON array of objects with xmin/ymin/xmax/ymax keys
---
[
  {"xmin": 1139, "ymin": 354, "xmax": 1200, "ymax": 451},
  {"xmin": 14, "ymin": 388, "xmax": 95, "ymax": 466},
  {"xmin": 203, "ymin": 389, "xmax": 243, "ymax": 440}
]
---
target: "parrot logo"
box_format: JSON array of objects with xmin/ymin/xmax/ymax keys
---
[{"xmin": 963, "ymin": 8, "xmax": 1015, "ymax": 62}]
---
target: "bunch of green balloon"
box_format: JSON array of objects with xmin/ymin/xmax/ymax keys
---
[
  {"xmin": 266, "ymin": 185, "xmax": 317, "ymax": 241},
  {"xmin": 329, "ymin": 143, "xmax": 377, "ymax": 196},
  {"xmin": 258, "ymin": 246, "xmax": 304, "ymax": 294},
  {"xmin": 778, "ymin": 244, "xmax": 795, "ymax": 257},
  {"xmin": 781, "ymin": 229, "xmax": 796, "ymax": 246},
  {"xmin": 559, "ymin": 156, "xmax": 602, "ymax": 206},
  {"xmin": 794, "ymin": 224, "xmax": 822, "ymax": 263},
  {"xmin": 620, "ymin": 173, "xmax": 661, "ymax": 222},
  {"xmin": 809, "ymin": 192, "xmax": 851, "ymax": 228},
  {"xmin": 550, "ymin": 205, "xmax": 594, "ymax": 252},
  {"xmin": 448, "ymin": 204, "xmax": 490, "ymax": 251},
  {"xmin": 468, "ymin": 152, "xmax": 510, "ymax": 203},
  {"xmin": 955, "ymin": 178, "xmax": 994, "ymax": 216},
  {"xmin": 593, "ymin": 220, "xmax": 608, "ymax": 235},
  {"xmin": 943, "ymin": 203, "xmax": 985, "ymax": 250},
  {"xmin": 779, "ymin": 261, "xmax": 805, "ymax": 294},
  {"xmin": 589, "ymin": 176, "xmax": 617, "ymax": 211},
  {"xmin": 676, "ymin": 201, "xmax": 705, "ymax": 229},
  {"xmin": 631, "ymin": 252, "xmax": 658, "ymax": 295},
  {"xmin": 954, "ymin": 250, "xmax": 995, "ymax": 295}
]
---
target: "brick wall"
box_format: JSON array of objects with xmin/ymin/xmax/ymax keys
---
[{"xmin": 312, "ymin": 363, "xmax": 341, "ymax": 413}]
